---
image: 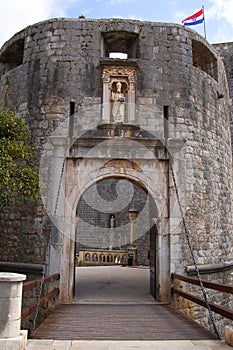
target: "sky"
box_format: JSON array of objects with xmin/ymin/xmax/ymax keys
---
[{"xmin": 0, "ymin": 0, "xmax": 233, "ymax": 48}]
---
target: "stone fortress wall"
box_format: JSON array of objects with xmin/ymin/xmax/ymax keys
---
[
  {"xmin": 214, "ymin": 42, "xmax": 233, "ymax": 145},
  {"xmin": 0, "ymin": 18, "xmax": 232, "ymax": 334}
]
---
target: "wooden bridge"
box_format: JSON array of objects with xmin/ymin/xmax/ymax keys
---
[
  {"xmin": 30, "ymin": 303, "xmax": 216, "ymax": 341},
  {"xmin": 21, "ymin": 267, "xmax": 233, "ymax": 343}
]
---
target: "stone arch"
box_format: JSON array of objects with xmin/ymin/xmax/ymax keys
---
[
  {"xmin": 60, "ymin": 161, "xmax": 170, "ymax": 303},
  {"xmin": 69, "ymin": 162, "xmax": 166, "ymax": 219}
]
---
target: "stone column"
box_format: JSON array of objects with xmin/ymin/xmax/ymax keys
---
[
  {"xmin": 0, "ymin": 272, "xmax": 27, "ymax": 350},
  {"xmin": 128, "ymin": 73, "xmax": 136, "ymax": 123},
  {"xmin": 60, "ymin": 199, "xmax": 76, "ymax": 303},
  {"xmin": 130, "ymin": 220, "xmax": 136, "ymax": 246},
  {"xmin": 102, "ymin": 70, "xmax": 111, "ymax": 123}
]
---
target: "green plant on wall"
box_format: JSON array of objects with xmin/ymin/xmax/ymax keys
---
[
  {"xmin": 30, "ymin": 31, "xmax": 36, "ymax": 38},
  {"xmin": 0, "ymin": 109, "xmax": 40, "ymax": 207}
]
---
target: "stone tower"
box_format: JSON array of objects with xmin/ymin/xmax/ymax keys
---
[{"xmin": 0, "ymin": 18, "xmax": 232, "ymax": 331}]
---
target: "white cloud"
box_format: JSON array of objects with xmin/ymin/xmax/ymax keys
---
[
  {"xmin": 207, "ymin": 0, "xmax": 233, "ymax": 26},
  {"xmin": 0, "ymin": 0, "xmax": 79, "ymax": 48},
  {"xmin": 110, "ymin": 14, "xmax": 144, "ymax": 21},
  {"xmin": 205, "ymin": 0, "xmax": 233, "ymax": 43},
  {"xmin": 0, "ymin": 0, "xmax": 49, "ymax": 47},
  {"xmin": 207, "ymin": 0, "xmax": 233, "ymax": 27}
]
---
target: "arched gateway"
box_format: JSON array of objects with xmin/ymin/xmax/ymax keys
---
[
  {"xmin": 54, "ymin": 134, "xmax": 172, "ymax": 303},
  {"xmin": 1, "ymin": 18, "xmax": 232, "ymax": 330}
]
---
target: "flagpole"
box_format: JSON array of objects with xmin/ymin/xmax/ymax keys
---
[{"xmin": 202, "ymin": 5, "xmax": 207, "ymax": 39}]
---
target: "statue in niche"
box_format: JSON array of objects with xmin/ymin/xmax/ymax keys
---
[
  {"xmin": 110, "ymin": 215, "xmax": 115, "ymax": 229},
  {"xmin": 111, "ymin": 81, "xmax": 126, "ymax": 123}
]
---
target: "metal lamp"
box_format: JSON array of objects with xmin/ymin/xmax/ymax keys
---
[
  {"xmin": 128, "ymin": 208, "xmax": 138, "ymax": 222},
  {"xmin": 128, "ymin": 208, "xmax": 138, "ymax": 247}
]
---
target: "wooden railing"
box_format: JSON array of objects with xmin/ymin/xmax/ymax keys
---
[
  {"xmin": 171, "ymin": 273, "xmax": 233, "ymax": 321},
  {"xmin": 22, "ymin": 273, "xmax": 60, "ymax": 321}
]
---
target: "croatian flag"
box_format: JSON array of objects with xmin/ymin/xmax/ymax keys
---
[{"xmin": 182, "ymin": 8, "xmax": 204, "ymax": 26}]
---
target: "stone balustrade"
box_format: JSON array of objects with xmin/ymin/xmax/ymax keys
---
[{"xmin": 77, "ymin": 249, "xmax": 137, "ymax": 266}]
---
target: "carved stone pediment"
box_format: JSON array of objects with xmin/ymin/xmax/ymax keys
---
[{"xmin": 102, "ymin": 66, "xmax": 137, "ymax": 83}]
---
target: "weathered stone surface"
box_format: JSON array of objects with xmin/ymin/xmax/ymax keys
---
[
  {"xmin": 0, "ymin": 18, "xmax": 232, "ymax": 336},
  {"xmin": 0, "ymin": 274, "xmax": 25, "ymax": 338},
  {"xmin": 0, "ymin": 330, "xmax": 27, "ymax": 350},
  {"xmin": 225, "ymin": 325, "xmax": 233, "ymax": 347}
]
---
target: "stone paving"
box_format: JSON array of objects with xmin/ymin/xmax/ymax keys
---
[
  {"xmin": 25, "ymin": 339, "xmax": 233, "ymax": 350},
  {"xmin": 73, "ymin": 266, "xmax": 153, "ymax": 303}
]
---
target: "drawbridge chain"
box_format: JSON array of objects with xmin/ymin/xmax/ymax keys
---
[
  {"xmin": 169, "ymin": 160, "xmax": 220, "ymax": 339},
  {"xmin": 32, "ymin": 270, "xmax": 45, "ymax": 333},
  {"xmin": 53, "ymin": 159, "xmax": 66, "ymax": 217}
]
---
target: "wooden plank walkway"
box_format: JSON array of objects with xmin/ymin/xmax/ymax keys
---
[{"xmin": 31, "ymin": 304, "xmax": 217, "ymax": 341}]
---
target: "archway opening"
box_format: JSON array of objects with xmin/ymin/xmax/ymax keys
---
[{"xmin": 73, "ymin": 177, "xmax": 158, "ymax": 303}]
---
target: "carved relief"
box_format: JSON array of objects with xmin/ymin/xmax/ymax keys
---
[{"xmin": 102, "ymin": 159, "xmax": 142, "ymax": 172}]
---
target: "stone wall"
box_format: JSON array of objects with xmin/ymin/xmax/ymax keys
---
[
  {"xmin": 0, "ymin": 18, "xmax": 232, "ymax": 332},
  {"xmin": 213, "ymin": 42, "xmax": 233, "ymax": 149},
  {"xmin": 173, "ymin": 269, "xmax": 233, "ymax": 337},
  {"xmin": 0, "ymin": 199, "xmax": 51, "ymax": 266}
]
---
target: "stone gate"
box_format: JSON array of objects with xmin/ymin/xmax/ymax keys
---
[{"xmin": 0, "ymin": 18, "xmax": 232, "ymax": 331}]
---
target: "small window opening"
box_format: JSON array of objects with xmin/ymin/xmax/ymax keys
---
[
  {"xmin": 102, "ymin": 31, "xmax": 139, "ymax": 59},
  {"xmin": 0, "ymin": 38, "xmax": 24, "ymax": 73},
  {"xmin": 109, "ymin": 52, "xmax": 128, "ymax": 59},
  {"xmin": 192, "ymin": 40, "xmax": 218, "ymax": 81},
  {"xmin": 69, "ymin": 101, "xmax": 75, "ymax": 147},
  {"xmin": 163, "ymin": 106, "xmax": 169, "ymax": 139},
  {"xmin": 70, "ymin": 101, "xmax": 75, "ymax": 116}
]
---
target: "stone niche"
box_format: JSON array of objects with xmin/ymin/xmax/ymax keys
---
[{"xmin": 101, "ymin": 63, "xmax": 137, "ymax": 124}]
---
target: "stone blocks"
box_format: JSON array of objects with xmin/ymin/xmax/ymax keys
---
[
  {"xmin": 0, "ymin": 273, "xmax": 26, "ymax": 338},
  {"xmin": 0, "ymin": 273, "xmax": 27, "ymax": 349},
  {"xmin": 225, "ymin": 325, "xmax": 233, "ymax": 347},
  {"xmin": 0, "ymin": 17, "xmax": 232, "ymax": 335},
  {"xmin": 0, "ymin": 330, "xmax": 28, "ymax": 350}
]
